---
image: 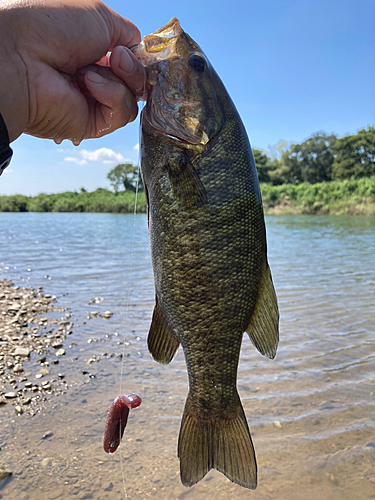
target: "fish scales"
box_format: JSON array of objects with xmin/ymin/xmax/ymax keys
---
[{"xmin": 135, "ymin": 17, "xmax": 279, "ymax": 490}]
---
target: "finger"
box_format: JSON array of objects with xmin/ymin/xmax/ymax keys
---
[
  {"xmin": 110, "ymin": 46, "xmax": 146, "ymax": 98},
  {"xmin": 97, "ymin": 2, "xmax": 142, "ymax": 49},
  {"xmin": 79, "ymin": 66, "xmax": 138, "ymax": 139}
]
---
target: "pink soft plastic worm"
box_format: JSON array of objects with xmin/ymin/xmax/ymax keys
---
[{"xmin": 103, "ymin": 393, "xmax": 142, "ymax": 454}]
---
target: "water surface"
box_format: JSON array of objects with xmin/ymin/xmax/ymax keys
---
[{"xmin": 0, "ymin": 213, "xmax": 374, "ymax": 500}]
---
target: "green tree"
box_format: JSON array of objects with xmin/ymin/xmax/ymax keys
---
[
  {"xmin": 332, "ymin": 126, "xmax": 375, "ymax": 180},
  {"xmin": 253, "ymin": 148, "xmax": 274, "ymax": 183},
  {"xmin": 280, "ymin": 132, "xmax": 337, "ymax": 184},
  {"xmin": 107, "ymin": 163, "xmax": 144, "ymax": 192}
]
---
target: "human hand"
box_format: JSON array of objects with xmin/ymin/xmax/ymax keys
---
[{"xmin": 0, "ymin": 0, "xmax": 145, "ymax": 144}]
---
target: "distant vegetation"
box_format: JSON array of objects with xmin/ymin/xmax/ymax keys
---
[
  {"xmin": 253, "ymin": 126, "xmax": 375, "ymax": 185},
  {"xmin": 0, "ymin": 188, "xmax": 146, "ymax": 214},
  {"xmin": 1, "ymin": 127, "xmax": 374, "ymax": 215}
]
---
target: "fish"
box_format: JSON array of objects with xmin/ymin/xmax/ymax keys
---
[{"xmin": 134, "ymin": 18, "xmax": 279, "ymax": 490}]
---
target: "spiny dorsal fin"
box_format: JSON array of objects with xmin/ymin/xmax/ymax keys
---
[
  {"xmin": 246, "ymin": 261, "xmax": 279, "ymax": 359},
  {"xmin": 147, "ymin": 297, "xmax": 179, "ymax": 364},
  {"xmin": 165, "ymin": 155, "xmax": 208, "ymax": 210}
]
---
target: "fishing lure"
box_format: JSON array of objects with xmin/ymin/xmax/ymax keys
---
[{"xmin": 103, "ymin": 393, "xmax": 142, "ymax": 453}]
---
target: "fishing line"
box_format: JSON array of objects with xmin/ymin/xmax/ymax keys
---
[{"xmin": 118, "ymin": 99, "xmax": 145, "ymax": 500}]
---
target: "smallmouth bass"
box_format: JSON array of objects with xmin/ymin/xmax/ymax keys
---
[{"xmin": 134, "ymin": 18, "xmax": 279, "ymax": 490}]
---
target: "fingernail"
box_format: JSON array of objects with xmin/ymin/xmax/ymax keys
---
[
  {"xmin": 86, "ymin": 71, "xmax": 105, "ymax": 84},
  {"xmin": 119, "ymin": 47, "xmax": 134, "ymax": 73}
]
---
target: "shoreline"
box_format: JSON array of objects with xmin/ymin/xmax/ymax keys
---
[{"xmin": 1, "ymin": 177, "xmax": 374, "ymax": 216}]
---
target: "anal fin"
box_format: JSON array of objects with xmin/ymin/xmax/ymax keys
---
[
  {"xmin": 147, "ymin": 298, "xmax": 179, "ymax": 364},
  {"xmin": 246, "ymin": 261, "xmax": 279, "ymax": 359}
]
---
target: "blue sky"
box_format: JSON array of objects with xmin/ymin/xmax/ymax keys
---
[{"xmin": 2, "ymin": 0, "xmax": 374, "ymax": 195}]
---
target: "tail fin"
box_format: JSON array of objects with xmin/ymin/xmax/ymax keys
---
[{"xmin": 178, "ymin": 393, "xmax": 257, "ymax": 489}]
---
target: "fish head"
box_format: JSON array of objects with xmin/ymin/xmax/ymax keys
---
[{"xmin": 133, "ymin": 18, "xmax": 223, "ymax": 148}]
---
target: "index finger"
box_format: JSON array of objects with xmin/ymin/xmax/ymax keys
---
[{"xmin": 98, "ymin": 3, "xmax": 142, "ymax": 50}]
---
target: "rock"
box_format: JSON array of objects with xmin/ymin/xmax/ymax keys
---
[
  {"xmin": 13, "ymin": 363, "xmax": 23, "ymax": 373},
  {"xmin": 103, "ymin": 311, "xmax": 113, "ymax": 319},
  {"xmin": 42, "ymin": 384, "xmax": 51, "ymax": 391},
  {"xmin": 0, "ymin": 468, "xmax": 12, "ymax": 481},
  {"xmin": 38, "ymin": 356, "xmax": 47, "ymax": 363},
  {"xmin": 4, "ymin": 392, "xmax": 17, "ymax": 399},
  {"xmin": 15, "ymin": 405, "xmax": 23, "ymax": 414},
  {"xmin": 22, "ymin": 398, "xmax": 31, "ymax": 405},
  {"xmin": 58, "ymin": 373, "xmax": 65, "ymax": 379},
  {"xmin": 48, "ymin": 488, "xmax": 64, "ymax": 499},
  {"xmin": 8, "ymin": 302, "xmax": 21, "ymax": 311},
  {"xmin": 55, "ymin": 349, "xmax": 65, "ymax": 357},
  {"xmin": 39, "ymin": 368, "xmax": 50, "ymax": 376},
  {"xmin": 12, "ymin": 347, "xmax": 30, "ymax": 357},
  {"xmin": 51, "ymin": 341, "xmax": 63, "ymax": 349},
  {"xmin": 87, "ymin": 358, "xmax": 96, "ymax": 364},
  {"xmin": 41, "ymin": 458, "xmax": 52, "ymax": 467},
  {"xmin": 273, "ymin": 421, "xmax": 282, "ymax": 429},
  {"xmin": 42, "ymin": 432, "xmax": 53, "ymax": 440}
]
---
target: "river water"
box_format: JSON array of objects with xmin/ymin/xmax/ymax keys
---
[{"xmin": 0, "ymin": 213, "xmax": 374, "ymax": 500}]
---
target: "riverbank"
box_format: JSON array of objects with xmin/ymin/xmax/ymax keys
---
[
  {"xmin": 1, "ymin": 177, "xmax": 374, "ymax": 215},
  {"xmin": 261, "ymin": 177, "xmax": 375, "ymax": 215}
]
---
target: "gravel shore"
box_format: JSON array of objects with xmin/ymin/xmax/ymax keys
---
[{"xmin": 0, "ymin": 279, "xmax": 72, "ymax": 416}]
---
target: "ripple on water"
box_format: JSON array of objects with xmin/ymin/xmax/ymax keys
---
[{"xmin": 0, "ymin": 213, "xmax": 374, "ymax": 499}]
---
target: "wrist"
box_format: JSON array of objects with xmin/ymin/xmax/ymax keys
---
[{"xmin": 0, "ymin": 6, "xmax": 29, "ymax": 142}]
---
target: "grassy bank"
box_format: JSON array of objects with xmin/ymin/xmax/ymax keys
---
[
  {"xmin": 0, "ymin": 188, "xmax": 147, "ymax": 214},
  {"xmin": 1, "ymin": 178, "xmax": 374, "ymax": 215},
  {"xmin": 261, "ymin": 177, "xmax": 375, "ymax": 215}
]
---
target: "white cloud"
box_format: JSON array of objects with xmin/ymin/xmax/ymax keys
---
[
  {"xmin": 64, "ymin": 157, "xmax": 88, "ymax": 165},
  {"xmin": 63, "ymin": 147, "xmax": 130, "ymax": 166},
  {"xmin": 133, "ymin": 143, "xmax": 139, "ymax": 150},
  {"xmin": 80, "ymin": 148, "xmax": 125, "ymax": 163}
]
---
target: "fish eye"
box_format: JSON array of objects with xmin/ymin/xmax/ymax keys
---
[{"xmin": 189, "ymin": 54, "xmax": 206, "ymax": 73}]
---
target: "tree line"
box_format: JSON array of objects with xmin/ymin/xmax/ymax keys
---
[
  {"xmin": 106, "ymin": 127, "xmax": 374, "ymax": 192},
  {"xmin": 253, "ymin": 126, "xmax": 374, "ymax": 185}
]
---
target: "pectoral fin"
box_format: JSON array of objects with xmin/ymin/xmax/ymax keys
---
[
  {"xmin": 165, "ymin": 155, "xmax": 208, "ymax": 210},
  {"xmin": 147, "ymin": 297, "xmax": 179, "ymax": 364},
  {"xmin": 246, "ymin": 261, "xmax": 279, "ymax": 359}
]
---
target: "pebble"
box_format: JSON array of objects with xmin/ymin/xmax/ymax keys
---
[
  {"xmin": 4, "ymin": 392, "xmax": 17, "ymax": 399},
  {"xmin": 48, "ymin": 489, "xmax": 64, "ymax": 499},
  {"xmin": 55, "ymin": 349, "xmax": 65, "ymax": 357},
  {"xmin": 273, "ymin": 421, "xmax": 282, "ymax": 428},
  {"xmin": 0, "ymin": 468, "xmax": 12, "ymax": 481},
  {"xmin": 103, "ymin": 311, "xmax": 113, "ymax": 319},
  {"xmin": 12, "ymin": 347, "xmax": 30, "ymax": 357},
  {"xmin": 15, "ymin": 405, "xmax": 23, "ymax": 414},
  {"xmin": 13, "ymin": 363, "xmax": 23, "ymax": 373},
  {"xmin": 41, "ymin": 458, "xmax": 52, "ymax": 467}
]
